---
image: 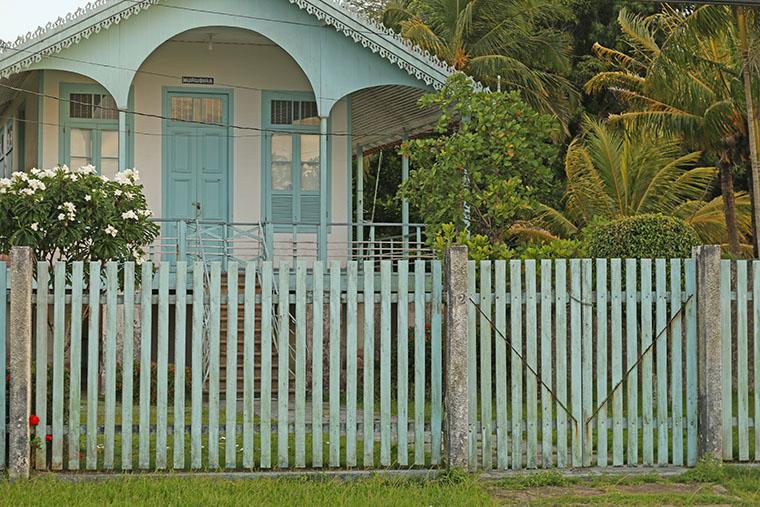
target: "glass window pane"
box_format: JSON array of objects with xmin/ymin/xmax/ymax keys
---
[
  {"xmin": 70, "ymin": 128, "xmax": 92, "ymax": 160},
  {"xmin": 271, "ymin": 134, "xmax": 292, "ymax": 190},
  {"xmin": 100, "ymin": 158, "xmax": 118, "ymax": 177},
  {"xmin": 300, "ymin": 134, "xmax": 320, "ymax": 191},
  {"xmin": 101, "ymin": 130, "xmax": 118, "ymax": 158},
  {"xmin": 70, "ymin": 93, "xmax": 93, "ymax": 119},
  {"xmin": 94, "ymin": 94, "xmax": 118, "ymax": 120},
  {"xmin": 202, "ymin": 98, "xmax": 224, "ymax": 124},
  {"xmin": 170, "ymin": 97, "xmax": 194, "ymax": 121}
]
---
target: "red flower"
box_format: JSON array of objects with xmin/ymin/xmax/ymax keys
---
[
  {"xmin": 45, "ymin": 434, "xmax": 52, "ymax": 442},
  {"xmin": 28, "ymin": 415, "xmax": 39, "ymax": 427}
]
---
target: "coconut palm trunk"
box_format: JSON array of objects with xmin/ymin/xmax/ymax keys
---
[{"xmin": 719, "ymin": 156, "xmax": 742, "ymax": 255}]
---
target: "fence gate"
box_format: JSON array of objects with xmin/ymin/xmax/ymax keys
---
[
  {"xmin": 24, "ymin": 259, "xmax": 444, "ymax": 472},
  {"xmin": 467, "ymin": 258, "xmax": 699, "ymax": 470}
]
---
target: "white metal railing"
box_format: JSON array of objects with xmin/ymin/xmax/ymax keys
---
[{"xmin": 146, "ymin": 219, "xmax": 434, "ymax": 263}]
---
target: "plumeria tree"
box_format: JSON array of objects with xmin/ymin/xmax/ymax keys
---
[{"xmin": 0, "ymin": 165, "xmax": 158, "ymax": 268}]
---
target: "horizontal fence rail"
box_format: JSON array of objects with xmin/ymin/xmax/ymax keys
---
[{"xmin": 28, "ymin": 259, "xmax": 443, "ymax": 472}]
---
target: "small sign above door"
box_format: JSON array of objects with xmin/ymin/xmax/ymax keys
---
[{"xmin": 182, "ymin": 76, "xmax": 215, "ymax": 85}]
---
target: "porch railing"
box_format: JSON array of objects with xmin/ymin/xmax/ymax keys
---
[{"xmin": 146, "ymin": 219, "xmax": 435, "ymax": 263}]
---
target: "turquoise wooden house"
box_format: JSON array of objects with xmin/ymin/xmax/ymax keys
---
[{"xmin": 0, "ymin": 0, "xmax": 460, "ymax": 262}]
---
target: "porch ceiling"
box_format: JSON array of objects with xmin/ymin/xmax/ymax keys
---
[{"xmin": 351, "ymin": 86, "xmax": 439, "ymax": 152}]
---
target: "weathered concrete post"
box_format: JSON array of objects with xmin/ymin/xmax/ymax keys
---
[
  {"xmin": 444, "ymin": 246, "xmax": 469, "ymax": 469},
  {"xmin": 694, "ymin": 245, "xmax": 723, "ymax": 459},
  {"xmin": 8, "ymin": 247, "xmax": 33, "ymax": 479}
]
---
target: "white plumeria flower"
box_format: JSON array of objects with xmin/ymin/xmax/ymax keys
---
[
  {"xmin": 84, "ymin": 194, "xmax": 92, "ymax": 202},
  {"xmin": 114, "ymin": 189, "xmax": 123, "ymax": 197},
  {"xmin": 12, "ymin": 171, "xmax": 28, "ymax": 181},
  {"xmin": 57, "ymin": 213, "xmax": 66, "ymax": 221},
  {"xmin": 121, "ymin": 210, "xmax": 139, "ymax": 220},
  {"xmin": 139, "ymin": 209, "xmax": 153, "ymax": 218},
  {"xmin": 27, "ymin": 179, "xmax": 45, "ymax": 191},
  {"xmin": 30, "ymin": 223, "xmax": 38, "ymax": 232},
  {"xmin": 42, "ymin": 168, "xmax": 57, "ymax": 178},
  {"xmin": 100, "ymin": 175, "xmax": 110, "ymax": 182},
  {"xmin": 79, "ymin": 164, "xmax": 97, "ymax": 175},
  {"xmin": 0, "ymin": 178, "xmax": 11, "ymax": 187},
  {"xmin": 19, "ymin": 188, "xmax": 35, "ymax": 196},
  {"xmin": 125, "ymin": 192, "xmax": 134, "ymax": 199},
  {"xmin": 60, "ymin": 164, "xmax": 70, "ymax": 173},
  {"xmin": 104, "ymin": 225, "xmax": 118, "ymax": 237},
  {"xmin": 29, "ymin": 168, "xmax": 41, "ymax": 176}
]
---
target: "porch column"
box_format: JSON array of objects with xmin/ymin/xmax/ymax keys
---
[
  {"xmin": 319, "ymin": 117, "xmax": 329, "ymax": 260},
  {"xmin": 355, "ymin": 145, "xmax": 364, "ymax": 259},
  {"xmin": 401, "ymin": 132, "xmax": 409, "ymax": 253},
  {"xmin": 118, "ymin": 110, "xmax": 128, "ymax": 171}
]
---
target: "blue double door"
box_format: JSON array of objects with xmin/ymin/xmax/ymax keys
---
[{"xmin": 164, "ymin": 91, "xmax": 231, "ymax": 260}]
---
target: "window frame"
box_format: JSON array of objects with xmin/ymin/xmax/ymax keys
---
[
  {"xmin": 261, "ymin": 90, "xmax": 330, "ymax": 232},
  {"xmin": 59, "ymin": 83, "xmax": 120, "ymax": 173}
]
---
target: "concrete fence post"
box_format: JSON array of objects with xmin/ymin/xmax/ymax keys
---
[
  {"xmin": 8, "ymin": 247, "xmax": 33, "ymax": 479},
  {"xmin": 694, "ymin": 245, "xmax": 723, "ymax": 460},
  {"xmin": 444, "ymin": 246, "xmax": 469, "ymax": 469}
]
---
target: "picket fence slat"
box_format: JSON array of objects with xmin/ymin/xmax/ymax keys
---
[
  {"xmin": 626, "ymin": 259, "xmax": 638, "ymax": 466},
  {"xmin": 380, "ymin": 260, "xmax": 392, "ymax": 466},
  {"xmin": 260, "ymin": 262, "xmax": 273, "ymax": 469},
  {"xmin": 208, "ymin": 263, "xmax": 222, "ymax": 469},
  {"xmin": 526, "ymin": 260, "xmax": 538, "ymax": 469},
  {"xmin": 495, "ymin": 260, "xmax": 508, "ymax": 470},
  {"xmin": 431, "ymin": 260, "xmax": 443, "ymax": 465},
  {"xmin": 671, "ymin": 259, "xmax": 683, "ymax": 466},
  {"xmin": 415, "ymin": 260, "xmax": 427, "ymax": 466},
  {"xmin": 279, "ymin": 262, "xmax": 292, "ymax": 468},
  {"xmin": 569, "ymin": 259, "xmax": 582, "ymax": 468},
  {"xmin": 656, "ymin": 259, "xmax": 668, "ymax": 465},
  {"xmin": 191, "ymin": 262, "xmax": 204, "ymax": 469},
  {"xmin": 720, "ymin": 260, "xmax": 733, "ymax": 461},
  {"xmin": 295, "ymin": 261, "xmax": 307, "ymax": 468},
  {"xmin": 554, "ymin": 259, "xmax": 568, "ymax": 469},
  {"xmin": 243, "ymin": 261, "xmax": 257, "ymax": 469},
  {"xmin": 737, "ymin": 261, "xmax": 749, "ymax": 461},
  {"xmin": 173, "ymin": 262, "xmax": 187, "ymax": 470},
  {"xmin": 36, "ymin": 262, "xmax": 49, "ymax": 470},
  {"xmin": 225, "ymin": 262, "xmax": 239, "ymax": 469},
  {"xmin": 510, "ymin": 260, "xmax": 523, "ymax": 470},
  {"xmin": 580, "ymin": 259, "xmax": 592, "ymax": 467},
  {"xmin": 362, "ymin": 260, "xmax": 374, "ymax": 467},
  {"xmin": 611, "ymin": 259, "xmax": 623, "ymax": 466},
  {"xmin": 640, "ymin": 259, "xmax": 653, "ymax": 466},
  {"xmin": 685, "ymin": 259, "xmax": 698, "ymax": 466},
  {"xmin": 329, "ymin": 261, "xmax": 341, "ymax": 468},
  {"xmin": 467, "ymin": 261, "xmax": 477, "ymax": 470},
  {"xmin": 103, "ymin": 262, "xmax": 119, "ymax": 470},
  {"xmin": 69, "ymin": 262, "xmax": 84, "ymax": 471},
  {"xmin": 480, "ymin": 261, "xmax": 492, "ymax": 470},
  {"xmin": 540, "ymin": 260, "xmax": 553, "ymax": 468},
  {"xmin": 312, "ymin": 261, "xmax": 324, "ymax": 468},
  {"xmin": 155, "ymin": 262, "xmax": 170, "ymax": 470},
  {"xmin": 346, "ymin": 261, "xmax": 358, "ymax": 467},
  {"xmin": 595, "ymin": 259, "xmax": 608, "ymax": 467},
  {"xmin": 138, "ymin": 262, "xmax": 152, "ymax": 470},
  {"xmin": 52, "ymin": 262, "xmax": 66, "ymax": 470},
  {"xmin": 87, "ymin": 262, "xmax": 101, "ymax": 470},
  {"xmin": 396, "ymin": 261, "xmax": 409, "ymax": 466},
  {"xmin": 121, "ymin": 262, "xmax": 136, "ymax": 470},
  {"xmin": 754, "ymin": 261, "xmax": 760, "ymax": 462}
]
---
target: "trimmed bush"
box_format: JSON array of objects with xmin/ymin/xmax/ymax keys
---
[{"xmin": 585, "ymin": 214, "xmax": 701, "ymax": 259}]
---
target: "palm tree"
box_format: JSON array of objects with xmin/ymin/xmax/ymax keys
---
[
  {"xmin": 381, "ymin": 0, "xmax": 579, "ymax": 128},
  {"xmin": 585, "ymin": 7, "xmax": 756, "ymax": 255},
  {"xmin": 536, "ymin": 119, "xmax": 752, "ymax": 247}
]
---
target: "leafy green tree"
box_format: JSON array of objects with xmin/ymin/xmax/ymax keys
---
[
  {"xmin": 400, "ymin": 73, "xmax": 561, "ymax": 247},
  {"xmin": 382, "ymin": 0, "xmax": 578, "ymax": 128},
  {"xmin": 585, "ymin": 7, "xmax": 757, "ymax": 255},
  {"xmin": 536, "ymin": 118, "xmax": 750, "ymax": 246}
]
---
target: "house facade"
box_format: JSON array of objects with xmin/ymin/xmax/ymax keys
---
[{"xmin": 0, "ymin": 0, "xmax": 462, "ymax": 262}]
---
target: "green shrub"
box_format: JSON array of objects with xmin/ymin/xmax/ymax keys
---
[{"xmin": 585, "ymin": 214, "xmax": 700, "ymax": 259}]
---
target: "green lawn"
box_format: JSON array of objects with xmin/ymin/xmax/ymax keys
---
[{"xmin": 5, "ymin": 460, "xmax": 760, "ymax": 506}]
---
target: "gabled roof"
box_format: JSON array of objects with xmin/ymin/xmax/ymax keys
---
[{"xmin": 0, "ymin": 0, "xmax": 467, "ymax": 91}]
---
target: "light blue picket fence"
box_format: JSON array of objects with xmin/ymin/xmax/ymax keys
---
[
  {"xmin": 17, "ymin": 255, "xmax": 760, "ymax": 473},
  {"xmin": 468, "ymin": 259, "xmax": 700, "ymax": 470},
  {"xmin": 30, "ymin": 259, "xmax": 444, "ymax": 471}
]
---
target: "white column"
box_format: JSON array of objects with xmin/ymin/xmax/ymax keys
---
[
  {"xmin": 401, "ymin": 133, "xmax": 409, "ymax": 253},
  {"xmin": 356, "ymin": 145, "xmax": 364, "ymax": 259},
  {"xmin": 319, "ymin": 117, "xmax": 329, "ymax": 260},
  {"xmin": 118, "ymin": 110, "xmax": 128, "ymax": 171}
]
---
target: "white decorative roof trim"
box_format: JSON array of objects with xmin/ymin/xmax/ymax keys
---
[
  {"xmin": 289, "ymin": 0, "xmax": 484, "ymax": 91},
  {"xmin": 0, "ymin": 0, "xmax": 159, "ymax": 80}
]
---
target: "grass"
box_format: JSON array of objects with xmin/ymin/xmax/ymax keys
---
[
  {"xmin": 9, "ymin": 460, "xmax": 760, "ymax": 506},
  {"xmin": 0, "ymin": 471, "xmax": 491, "ymax": 507}
]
